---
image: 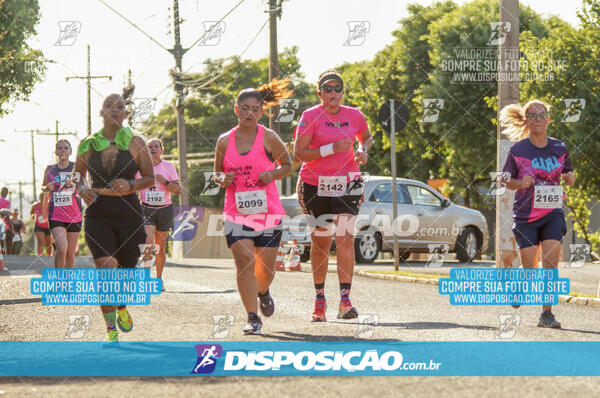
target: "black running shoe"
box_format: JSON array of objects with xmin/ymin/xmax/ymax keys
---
[
  {"xmin": 537, "ymin": 310, "xmax": 561, "ymax": 329},
  {"xmin": 259, "ymin": 291, "xmax": 275, "ymax": 317},
  {"xmin": 243, "ymin": 316, "xmax": 263, "ymax": 335}
]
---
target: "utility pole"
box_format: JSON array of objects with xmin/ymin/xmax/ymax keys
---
[
  {"xmin": 14, "ymin": 129, "xmax": 52, "ymax": 200},
  {"xmin": 496, "ymin": 0, "xmax": 520, "ymax": 268},
  {"xmin": 169, "ymin": 0, "xmax": 189, "ymax": 210},
  {"xmin": 268, "ymin": 0, "xmax": 283, "ymax": 194},
  {"xmin": 40, "ymin": 121, "xmax": 77, "ymax": 144},
  {"xmin": 66, "ymin": 45, "xmax": 112, "ymax": 136},
  {"xmin": 98, "ymin": 0, "xmax": 246, "ymax": 257},
  {"xmin": 268, "ymin": 0, "xmax": 280, "ymax": 133},
  {"xmin": 126, "ymin": 69, "xmax": 135, "ymax": 126},
  {"xmin": 18, "ymin": 181, "xmax": 23, "ymax": 217}
]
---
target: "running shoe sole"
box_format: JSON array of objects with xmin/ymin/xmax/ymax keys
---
[
  {"xmin": 537, "ymin": 320, "xmax": 561, "ymax": 329},
  {"xmin": 243, "ymin": 322, "xmax": 263, "ymax": 335},
  {"xmin": 337, "ymin": 307, "xmax": 359, "ymax": 320},
  {"xmin": 259, "ymin": 293, "xmax": 275, "ymax": 317}
]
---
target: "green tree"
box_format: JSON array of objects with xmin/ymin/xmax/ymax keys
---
[
  {"xmin": 0, "ymin": 0, "xmax": 45, "ymax": 115},
  {"xmin": 514, "ymin": 1, "xmax": 600, "ymax": 253},
  {"xmin": 338, "ymin": 1, "xmax": 457, "ymax": 182},
  {"xmin": 142, "ymin": 46, "xmax": 314, "ymax": 206},
  {"xmin": 421, "ymin": 0, "xmax": 548, "ymax": 207}
]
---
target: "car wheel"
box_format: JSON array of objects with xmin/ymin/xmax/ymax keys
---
[
  {"xmin": 354, "ymin": 228, "xmax": 380, "ymax": 264},
  {"xmin": 456, "ymin": 227, "xmax": 480, "ymax": 263},
  {"xmin": 399, "ymin": 252, "xmax": 410, "ymax": 263}
]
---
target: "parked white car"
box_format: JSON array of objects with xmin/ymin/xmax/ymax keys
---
[{"xmin": 280, "ymin": 176, "xmax": 489, "ymax": 264}]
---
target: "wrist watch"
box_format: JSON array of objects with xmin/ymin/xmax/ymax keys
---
[{"xmin": 128, "ymin": 179, "xmax": 135, "ymax": 189}]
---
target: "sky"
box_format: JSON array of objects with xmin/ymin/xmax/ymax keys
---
[{"xmin": 0, "ymin": 0, "xmax": 584, "ymax": 203}]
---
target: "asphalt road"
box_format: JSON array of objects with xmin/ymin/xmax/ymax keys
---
[{"xmin": 1, "ymin": 255, "xmax": 600, "ymax": 396}]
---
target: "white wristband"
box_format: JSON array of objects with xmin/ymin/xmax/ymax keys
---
[{"xmin": 319, "ymin": 143, "xmax": 334, "ymax": 157}]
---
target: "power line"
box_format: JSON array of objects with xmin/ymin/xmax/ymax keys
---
[
  {"xmin": 97, "ymin": 0, "xmax": 169, "ymax": 51},
  {"xmin": 65, "ymin": 45, "xmax": 112, "ymax": 136},
  {"xmin": 188, "ymin": 0, "xmax": 246, "ymax": 49},
  {"xmin": 181, "ymin": 18, "xmax": 269, "ymax": 90}
]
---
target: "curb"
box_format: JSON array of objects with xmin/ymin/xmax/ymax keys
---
[
  {"xmin": 357, "ymin": 270, "xmax": 600, "ymax": 308},
  {"xmin": 559, "ymin": 295, "xmax": 600, "ymax": 307}
]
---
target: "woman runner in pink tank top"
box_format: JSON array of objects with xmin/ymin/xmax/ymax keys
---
[
  {"xmin": 294, "ymin": 70, "xmax": 373, "ymax": 322},
  {"xmin": 214, "ymin": 78, "xmax": 293, "ymax": 335},
  {"xmin": 31, "ymin": 192, "xmax": 53, "ymax": 256},
  {"xmin": 41, "ymin": 139, "xmax": 83, "ymax": 268}
]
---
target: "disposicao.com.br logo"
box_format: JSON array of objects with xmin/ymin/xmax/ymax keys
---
[{"xmin": 190, "ymin": 344, "xmax": 441, "ymax": 375}]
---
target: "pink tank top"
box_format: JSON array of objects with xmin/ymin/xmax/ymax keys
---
[
  {"xmin": 223, "ymin": 124, "xmax": 285, "ymax": 231},
  {"xmin": 33, "ymin": 203, "xmax": 49, "ymax": 228}
]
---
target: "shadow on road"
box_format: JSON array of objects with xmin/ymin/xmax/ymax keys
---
[
  {"xmin": 262, "ymin": 331, "xmax": 401, "ymax": 342},
  {"xmin": 553, "ymin": 328, "xmax": 600, "ymax": 336},
  {"xmin": 394, "ymin": 321, "xmax": 495, "ymax": 331},
  {"xmin": 327, "ymin": 320, "xmax": 495, "ymax": 331},
  {"xmin": 169, "ymin": 289, "xmax": 237, "ymax": 295},
  {"xmin": 165, "ymin": 264, "xmax": 224, "ymax": 271}
]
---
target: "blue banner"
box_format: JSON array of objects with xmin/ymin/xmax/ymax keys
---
[
  {"xmin": 1, "ymin": 341, "xmax": 600, "ymax": 376},
  {"xmin": 439, "ymin": 268, "xmax": 569, "ymax": 305},
  {"xmin": 30, "ymin": 268, "xmax": 161, "ymax": 305}
]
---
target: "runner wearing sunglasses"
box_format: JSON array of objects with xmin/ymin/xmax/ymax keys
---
[
  {"xmin": 500, "ymin": 99, "xmax": 575, "ymax": 328},
  {"xmin": 214, "ymin": 78, "xmax": 293, "ymax": 335},
  {"xmin": 293, "ymin": 70, "xmax": 372, "ymax": 322}
]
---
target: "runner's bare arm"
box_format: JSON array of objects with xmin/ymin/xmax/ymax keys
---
[
  {"xmin": 214, "ymin": 134, "xmax": 235, "ymax": 188},
  {"xmin": 504, "ymin": 175, "xmax": 534, "ymax": 190},
  {"xmin": 357, "ymin": 129, "xmax": 373, "ymax": 151},
  {"xmin": 41, "ymin": 167, "xmax": 55, "ymax": 192},
  {"xmin": 109, "ymin": 136, "xmax": 154, "ymax": 195},
  {"xmin": 74, "ymin": 145, "xmax": 97, "ymax": 204},
  {"xmin": 294, "ymin": 134, "xmax": 352, "ymax": 162},
  {"xmin": 42, "ymin": 192, "xmax": 49, "ymax": 219},
  {"xmin": 263, "ymin": 129, "xmax": 292, "ymax": 181},
  {"xmin": 562, "ymin": 171, "xmax": 575, "ymax": 186},
  {"xmin": 355, "ymin": 128, "xmax": 372, "ymax": 165},
  {"xmin": 165, "ymin": 179, "xmax": 182, "ymax": 195},
  {"xmin": 131, "ymin": 135, "xmax": 155, "ymax": 191}
]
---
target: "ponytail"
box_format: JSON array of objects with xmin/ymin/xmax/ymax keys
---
[
  {"xmin": 236, "ymin": 77, "xmax": 293, "ymax": 111},
  {"xmin": 498, "ymin": 99, "xmax": 551, "ymax": 142}
]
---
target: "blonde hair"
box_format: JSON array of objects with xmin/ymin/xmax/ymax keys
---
[{"xmin": 498, "ymin": 99, "xmax": 551, "ymax": 142}]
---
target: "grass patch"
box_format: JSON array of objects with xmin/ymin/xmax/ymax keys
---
[{"xmin": 362, "ymin": 270, "xmax": 445, "ymax": 280}]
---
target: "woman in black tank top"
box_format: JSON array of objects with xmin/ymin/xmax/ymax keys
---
[{"xmin": 75, "ymin": 93, "xmax": 155, "ymax": 344}]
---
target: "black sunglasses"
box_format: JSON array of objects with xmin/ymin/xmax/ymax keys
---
[{"xmin": 320, "ymin": 85, "xmax": 343, "ymax": 93}]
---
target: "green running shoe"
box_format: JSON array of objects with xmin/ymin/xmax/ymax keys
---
[
  {"xmin": 104, "ymin": 330, "xmax": 119, "ymax": 347},
  {"xmin": 117, "ymin": 307, "xmax": 133, "ymax": 333}
]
